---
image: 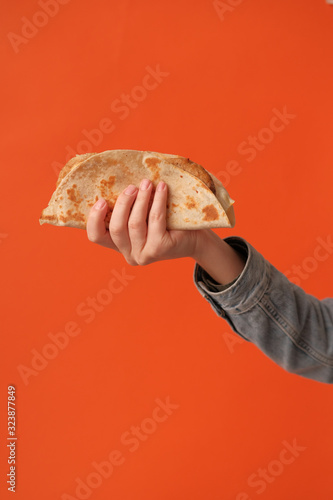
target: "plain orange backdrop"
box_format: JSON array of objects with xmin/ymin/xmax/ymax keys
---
[{"xmin": 1, "ymin": 1, "xmax": 333, "ymax": 499}]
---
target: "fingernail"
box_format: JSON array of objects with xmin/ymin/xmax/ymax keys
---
[
  {"xmin": 124, "ymin": 185, "xmax": 138, "ymax": 195},
  {"xmin": 94, "ymin": 199, "xmax": 106, "ymax": 209},
  {"xmin": 157, "ymin": 181, "xmax": 166, "ymax": 191},
  {"xmin": 140, "ymin": 179, "xmax": 151, "ymax": 190}
]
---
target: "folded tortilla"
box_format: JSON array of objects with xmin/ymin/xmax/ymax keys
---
[{"xmin": 40, "ymin": 150, "xmax": 235, "ymax": 230}]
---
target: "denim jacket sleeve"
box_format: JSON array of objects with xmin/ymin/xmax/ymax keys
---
[{"xmin": 194, "ymin": 236, "xmax": 333, "ymax": 384}]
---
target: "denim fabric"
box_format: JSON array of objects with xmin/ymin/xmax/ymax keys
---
[{"xmin": 194, "ymin": 237, "xmax": 333, "ymax": 384}]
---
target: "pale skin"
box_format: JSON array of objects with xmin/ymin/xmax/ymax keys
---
[{"xmin": 86, "ymin": 179, "xmax": 246, "ymax": 286}]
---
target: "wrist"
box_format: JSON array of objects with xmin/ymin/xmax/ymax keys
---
[
  {"xmin": 191, "ymin": 231, "xmax": 246, "ymax": 286},
  {"xmin": 191, "ymin": 229, "xmax": 224, "ymax": 265}
]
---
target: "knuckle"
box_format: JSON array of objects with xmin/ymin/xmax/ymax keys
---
[
  {"xmin": 128, "ymin": 219, "xmax": 142, "ymax": 231},
  {"xmin": 149, "ymin": 210, "xmax": 163, "ymax": 223},
  {"xmin": 109, "ymin": 224, "xmax": 123, "ymax": 238},
  {"xmin": 125, "ymin": 255, "xmax": 138, "ymax": 267},
  {"xmin": 136, "ymin": 254, "xmax": 153, "ymax": 266}
]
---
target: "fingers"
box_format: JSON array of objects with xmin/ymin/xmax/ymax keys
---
[
  {"xmin": 87, "ymin": 198, "xmax": 116, "ymax": 248},
  {"xmin": 109, "ymin": 185, "xmax": 138, "ymax": 257},
  {"xmin": 87, "ymin": 181, "xmax": 168, "ymax": 265},
  {"xmin": 127, "ymin": 179, "xmax": 153, "ymax": 251},
  {"xmin": 147, "ymin": 181, "xmax": 168, "ymax": 241}
]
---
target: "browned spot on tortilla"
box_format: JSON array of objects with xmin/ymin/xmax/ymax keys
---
[
  {"xmin": 184, "ymin": 217, "xmax": 190, "ymax": 223},
  {"xmin": 171, "ymin": 203, "xmax": 178, "ymax": 208},
  {"xmin": 202, "ymin": 204, "xmax": 219, "ymax": 222},
  {"xmin": 145, "ymin": 157, "xmax": 161, "ymax": 182},
  {"xmin": 41, "ymin": 214, "xmax": 57, "ymax": 222},
  {"xmin": 104, "ymin": 159, "xmax": 118, "ymax": 166},
  {"xmin": 59, "ymin": 209, "xmax": 85, "ymax": 223},
  {"xmin": 66, "ymin": 184, "xmax": 83, "ymax": 204},
  {"xmin": 100, "ymin": 175, "xmax": 116, "ymax": 199},
  {"xmin": 185, "ymin": 195, "xmax": 197, "ymax": 210}
]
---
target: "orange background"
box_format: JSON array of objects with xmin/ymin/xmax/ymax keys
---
[{"xmin": 1, "ymin": 1, "xmax": 333, "ymax": 499}]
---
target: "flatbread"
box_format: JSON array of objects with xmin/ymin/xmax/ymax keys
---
[{"xmin": 40, "ymin": 150, "xmax": 235, "ymax": 230}]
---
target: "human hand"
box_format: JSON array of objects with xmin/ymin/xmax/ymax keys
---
[{"xmin": 86, "ymin": 179, "xmax": 206, "ymax": 266}]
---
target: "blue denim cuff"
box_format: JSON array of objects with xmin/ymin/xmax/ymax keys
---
[{"xmin": 194, "ymin": 237, "xmax": 270, "ymax": 315}]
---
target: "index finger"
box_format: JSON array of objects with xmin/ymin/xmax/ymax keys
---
[{"xmin": 87, "ymin": 198, "xmax": 118, "ymax": 249}]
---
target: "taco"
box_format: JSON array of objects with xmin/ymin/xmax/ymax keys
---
[{"xmin": 40, "ymin": 150, "xmax": 235, "ymax": 230}]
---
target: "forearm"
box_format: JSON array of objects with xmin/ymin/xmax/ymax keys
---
[
  {"xmin": 194, "ymin": 236, "xmax": 333, "ymax": 384},
  {"xmin": 191, "ymin": 229, "xmax": 246, "ymax": 286}
]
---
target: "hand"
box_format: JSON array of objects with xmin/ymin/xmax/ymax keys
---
[{"xmin": 86, "ymin": 179, "xmax": 205, "ymax": 266}]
